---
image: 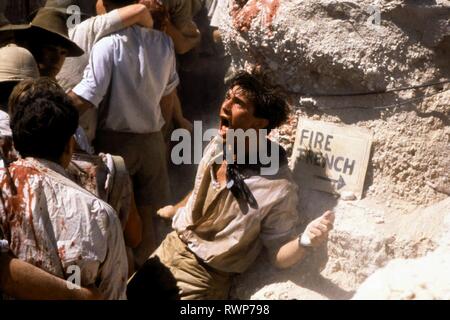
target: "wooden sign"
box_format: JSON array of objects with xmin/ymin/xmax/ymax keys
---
[{"xmin": 290, "ymin": 118, "xmax": 373, "ymax": 199}]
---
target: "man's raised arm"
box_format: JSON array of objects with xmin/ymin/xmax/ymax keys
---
[{"xmin": 117, "ymin": 3, "xmax": 154, "ymax": 29}]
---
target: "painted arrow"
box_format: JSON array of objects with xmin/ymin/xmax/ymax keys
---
[{"xmin": 314, "ymin": 174, "xmax": 346, "ymax": 190}]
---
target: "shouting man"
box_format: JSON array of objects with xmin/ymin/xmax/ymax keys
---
[{"xmin": 139, "ymin": 71, "xmax": 335, "ymax": 299}]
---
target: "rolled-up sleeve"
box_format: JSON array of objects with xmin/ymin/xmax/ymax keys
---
[
  {"xmin": 72, "ymin": 38, "xmax": 114, "ymax": 107},
  {"xmin": 260, "ymin": 183, "xmax": 299, "ymax": 255}
]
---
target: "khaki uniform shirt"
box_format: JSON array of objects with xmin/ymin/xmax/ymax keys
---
[{"xmin": 172, "ymin": 136, "xmax": 299, "ymax": 273}]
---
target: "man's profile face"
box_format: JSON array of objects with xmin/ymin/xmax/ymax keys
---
[
  {"xmin": 219, "ymin": 85, "xmax": 268, "ymax": 140},
  {"xmin": 37, "ymin": 44, "xmax": 68, "ymax": 78}
]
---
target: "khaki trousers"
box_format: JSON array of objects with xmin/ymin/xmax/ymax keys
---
[{"xmin": 152, "ymin": 231, "xmax": 233, "ymax": 300}]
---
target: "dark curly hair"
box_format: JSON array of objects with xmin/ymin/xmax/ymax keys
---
[
  {"xmin": 146, "ymin": 1, "xmax": 169, "ymax": 31},
  {"xmin": 227, "ymin": 71, "xmax": 290, "ymax": 131},
  {"xmin": 8, "ymin": 78, "xmax": 79, "ymax": 162}
]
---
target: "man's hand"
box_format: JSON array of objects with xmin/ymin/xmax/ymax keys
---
[
  {"xmin": 303, "ymin": 210, "xmax": 335, "ymax": 247},
  {"xmin": 157, "ymin": 205, "xmax": 177, "ymax": 220},
  {"xmin": 273, "ymin": 210, "xmax": 335, "ymax": 269},
  {"xmin": 157, "ymin": 191, "xmax": 192, "ymax": 220}
]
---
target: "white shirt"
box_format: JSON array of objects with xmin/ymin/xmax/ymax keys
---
[
  {"xmin": 57, "ymin": 10, "xmax": 123, "ymax": 143},
  {"xmin": 73, "ymin": 27, "xmax": 179, "ymax": 134},
  {"xmin": 0, "ymin": 158, "xmax": 128, "ymax": 299},
  {"xmin": 57, "ymin": 9, "xmax": 123, "ymax": 92},
  {"xmin": 0, "ymin": 110, "xmax": 11, "ymax": 137},
  {"xmin": 209, "ymin": 0, "xmax": 229, "ymax": 28}
]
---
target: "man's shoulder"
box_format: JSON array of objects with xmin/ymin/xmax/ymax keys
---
[
  {"xmin": 93, "ymin": 32, "xmax": 116, "ymax": 47},
  {"xmin": 1, "ymin": 160, "xmax": 41, "ymax": 180},
  {"xmin": 93, "ymin": 27, "xmax": 174, "ymax": 52},
  {"xmin": 71, "ymin": 13, "xmax": 112, "ymax": 35},
  {"xmin": 70, "ymin": 15, "xmax": 102, "ymax": 40},
  {"xmin": 140, "ymin": 28, "xmax": 175, "ymax": 50},
  {"xmin": 5, "ymin": 159, "xmax": 115, "ymax": 213}
]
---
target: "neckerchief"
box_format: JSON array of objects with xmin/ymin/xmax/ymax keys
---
[{"xmin": 224, "ymin": 139, "xmax": 288, "ymax": 210}]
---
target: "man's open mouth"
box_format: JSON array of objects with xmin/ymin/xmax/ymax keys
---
[{"xmin": 219, "ymin": 115, "xmax": 231, "ymax": 136}]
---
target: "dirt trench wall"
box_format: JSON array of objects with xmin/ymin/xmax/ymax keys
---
[
  {"xmin": 220, "ymin": 0, "xmax": 450, "ymax": 206},
  {"xmin": 219, "ymin": 0, "xmax": 450, "ymax": 299}
]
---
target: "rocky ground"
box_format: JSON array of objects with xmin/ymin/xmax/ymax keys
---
[{"xmin": 214, "ymin": 0, "xmax": 450, "ymax": 299}]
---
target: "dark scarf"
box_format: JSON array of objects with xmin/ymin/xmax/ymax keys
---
[{"xmin": 224, "ymin": 139, "xmax": 288, "ymax": 210}]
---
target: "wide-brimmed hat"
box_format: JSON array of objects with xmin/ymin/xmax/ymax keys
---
[
  {"xmin": 0, "ymin": 23, "xmax": 31, "ymax": 33},
  {"xmin": 28, "ymin": 7, "xmax": 84, "ymax": 57},
  {"xmin": 0, "ymin": 44, "xmax": 40, "ymax": 83},
  {"xmin": 0, "ymin": 8, "xmax": 29, "ymax": 33}
]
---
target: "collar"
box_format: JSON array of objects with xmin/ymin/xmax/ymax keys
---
[{"xmin": 33, "ymin": 157, "xmax": 69, "ymax": 177}]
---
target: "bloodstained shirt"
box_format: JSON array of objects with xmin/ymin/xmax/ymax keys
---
[{"xmin": 0, "ymin": 157, "xmax": 128, "ymax": 299}]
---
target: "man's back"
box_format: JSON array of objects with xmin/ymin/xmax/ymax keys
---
[
  {"xmin": 58, "ymin": 9, "xmax": 123, "ymax": 92},
  {"xmin": 73, "ymin": 26, "xmax": 179, "ymax": 134},
  {"xmin": 0, "ymin": 157, "xmax": 128, "ymax": 299}
]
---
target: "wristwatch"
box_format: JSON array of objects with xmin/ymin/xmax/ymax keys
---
[
  {"xmin": 0, "ymin": 239, "xmax": 9, "ymax": 253},
  {"xmin": 298, "ymin": 232, "xmax": 312, "ymax": 248},
  {"xmin": 0, "ymin": 225, "xmax": 8, "ymax": 253}
]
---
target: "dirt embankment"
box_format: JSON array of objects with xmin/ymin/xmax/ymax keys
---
[{"xmin": 219, "ymin": 0, "xmax": 450, "ymax": 299}]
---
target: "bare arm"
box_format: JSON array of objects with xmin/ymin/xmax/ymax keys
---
[
  {"xmin": 272, "ymin": 237, "xmax": 308, "ymax": 269},
  {"xmin": 124, "ymin": 196, "xmax": 143, "ymax": 249},
  {"xmin": 172, "ymin": 91, "xmax": 193, "ymax": 132},
  {"xmin": 157, "ymin": 191, "xmax": 192, "ymax": 220},
  {"xmin": 118, "ymin": 4, "xmax": 153, "ymax": 29},
  {"xmin": 273, "ymin": 211, "xmax": 335, "ymax": 269},
  {"xmin": 68, "ymin": 91, "xmax": 94, "ymax": 115},
  {"xmin": 160, "ymin": 89, "xmax": 176, "ymax": 125},
  {"xmin": 175, "ymin": 191, "xmax": 192, "ymax": 211},
  {"xmin": 0, "ymin": 253, "xmax": 102, "ymax": 300}
]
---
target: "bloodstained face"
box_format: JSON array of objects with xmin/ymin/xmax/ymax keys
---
[{"xmin": 219, "ymin": 85, "xmax": 268, "ymax": 141}]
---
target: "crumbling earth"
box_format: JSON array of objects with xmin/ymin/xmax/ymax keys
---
[{"xmin": 216, "ymin": 0, "xmax": 450, "ymax": 299}]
